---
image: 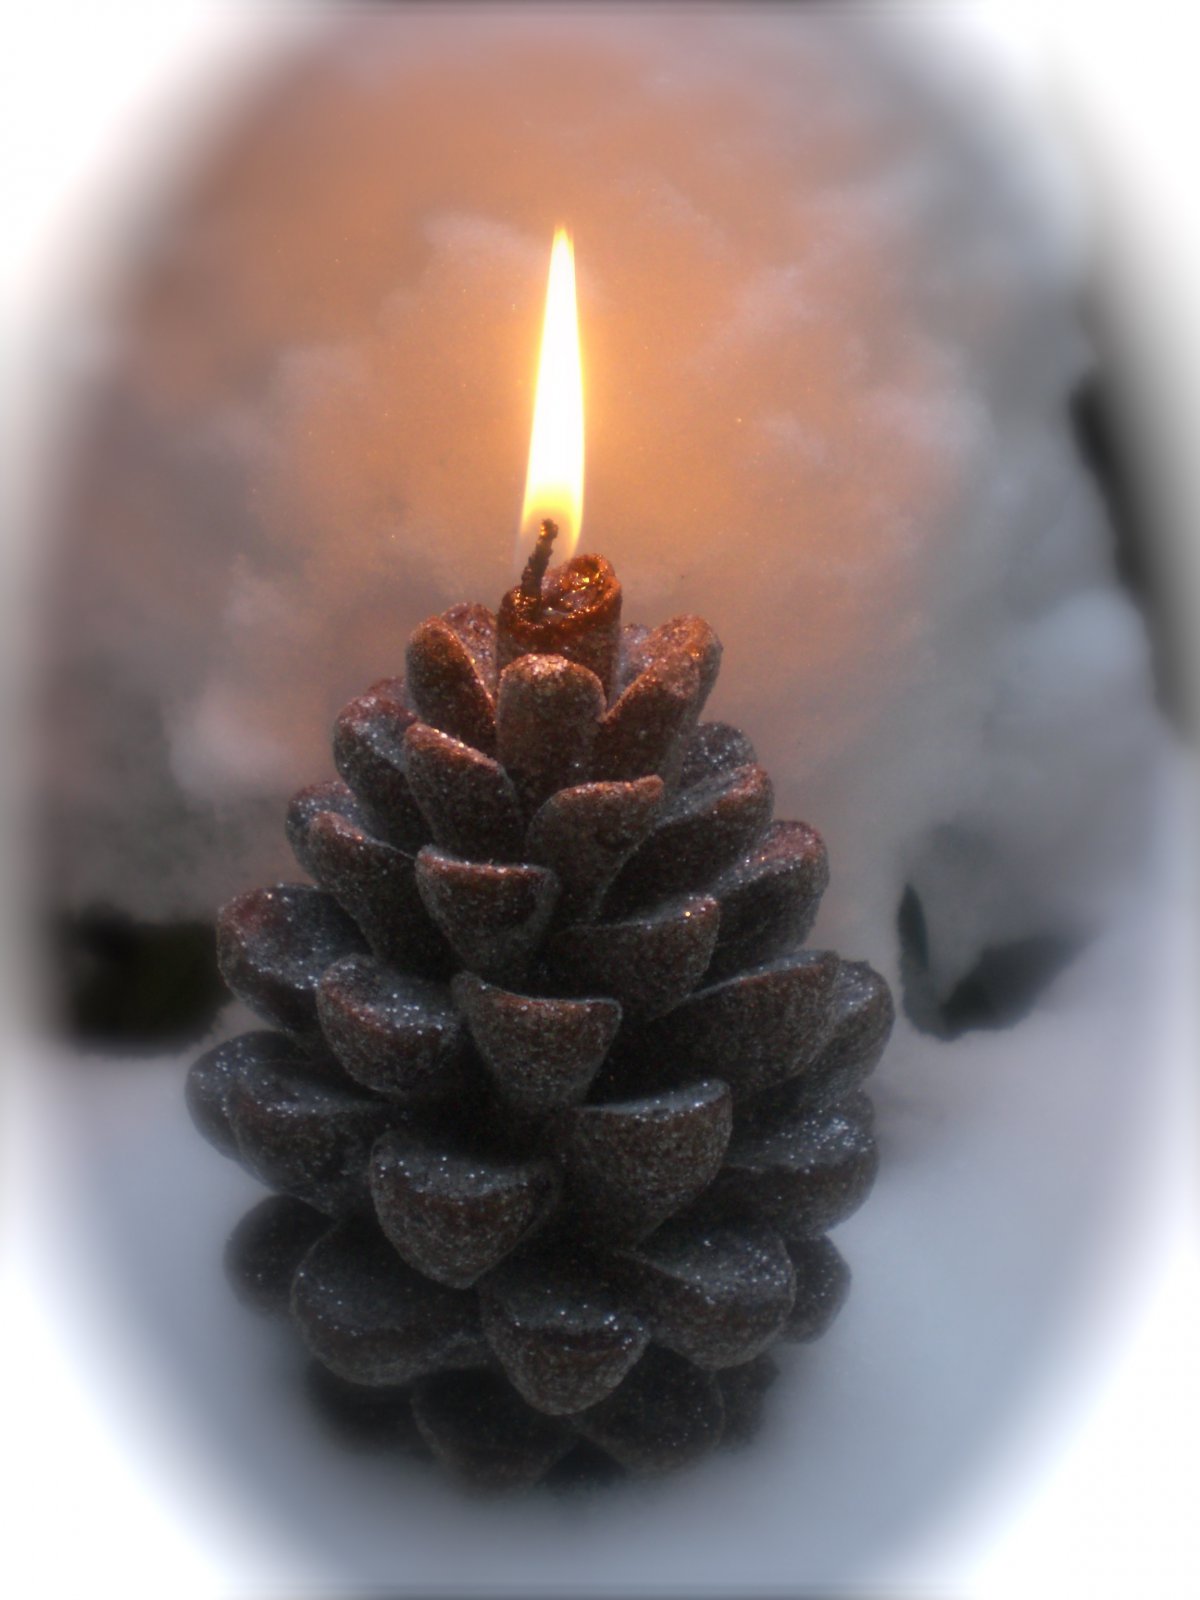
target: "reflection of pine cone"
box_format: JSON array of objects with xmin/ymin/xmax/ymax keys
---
[{"xmin": 188, "ymin": 603, "xmax": 893, "ymax": 1487}]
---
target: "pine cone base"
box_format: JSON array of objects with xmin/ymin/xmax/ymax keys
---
[{"xmin": 190, "ymin": 598, "xmax": 893, "ymax": 1487}]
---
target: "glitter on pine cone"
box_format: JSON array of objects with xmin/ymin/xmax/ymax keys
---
[{"xmin": 189, "ymin": 577, "xmax": 894, "ymax": 1489}]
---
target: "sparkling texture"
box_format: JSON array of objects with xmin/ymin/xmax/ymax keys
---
[
  {"xmin": 495, "ymin": 654, "xmax": 606, "ymax": 817},
  {"xmin": 407, "ymin": 615, "xmax": 498, "ymax": 756},
  {"xmin": 497, "ymin": 555, "xmax": 622, "ymax": 700},
  {"xmin": 525, "ymin": 776, "xmax": 664, "ymax": 923},
  {"xmin": 216, "ymin": 885, "xmax": 366, "ymax": 1037},
  {"xmin": 332, "ymin": 678, "xmax": 428, "ymax": 851},
  {"xmin": 629, "ymin": 951, "xmax": 841, "ymax": 1101},
  {"xmin": 710, "ymin": 1092, "xmax": 880, "ymax": 1239},
  {"xmin": 415, "ymin": 847, "xmax": 559, "ymax": 985},
  {"xmin": 291, "ymin": 1216, "xmax": 490, "ymax": 1386},
  {"xmin": 560, "ymin": 1082, "xmax": 733, "ymax": 1244},
  {"xmin": 782, "ymin": 1236, "xmax": 852, "ymax": 1343},
  {"xmin": 480, "ymin": 1253, "xmax": 650, "ymax": 1415},
  {"xmin": 189, "ymin": 601, "xmax": 892, "ymax": 1485},
  {"xmin": 706, "ymin": 819, "xmax": 830, "ymax": 982},
  {"xmin": 225, "ymin": 1059, "xmax": 403, "ymax": 1215},
  {"xmin": 623, "ymin": 616, "xmax": 723, "ymax": 716},
  {"xmin": 315, "ymin": 953, "xmax": 466, "ymax": 1103},
  {"xmin": 187, "ymin": 1028, "xmax": 320, "ymax": 1157},
  {"xmin": 453, "ymin": 975, "xmax": 620, "ymax": 1113},
  {"xmin": 285, "ymin": 780, "xmax": 367, "ymax": 878},
  {"xmin": 404, "ymin": 722, "xmax": 524, "ymax": 863},
  {"xmin": 304, "ymin": 811, "xmax": 449, "ymax": 975},
  {"xmin": 575, "ymin": 1345, "xmax": 726, "ymax": 1475},
  {"xmin": 545, "ymin": 893, "xmax": 720, "ymax": 1024},
  {"xmin": 678, "ymin": 722, "xmax": 757, "ymax": 789},
  {"xmin": 619, "ymin": 1221, "xmax": 797, "ymax": 1369},
  {"xmin": 370, "ymin": 1132, "xmax": 560, "ymax": 1288},
  {"xmin": 605, "ymin": 761, "xmax": 775, "ymax": 913},
  {"xmin": 592, "ymin": 647, "xmax": 702, "ymax": 787}
]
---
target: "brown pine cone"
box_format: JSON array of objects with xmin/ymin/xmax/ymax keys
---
[{"xmin": 188, "ymin": 599, "xmax": 893, "ymax": 1487}]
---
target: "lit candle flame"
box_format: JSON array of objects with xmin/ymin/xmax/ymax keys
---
[{"xmin": 519, "ymin": 227, "xmax": 584, "ymax": 562}]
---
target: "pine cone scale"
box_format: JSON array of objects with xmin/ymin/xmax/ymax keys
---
[
  {"xmin": 226, "ymin": 1060, "xmax": 402, "ymax": 1215},
  {"xmin": 332, "ymin": 679, "xmax": 428, "ymax": 849},
  {"xmin": 543, "ymin": 893, "xmax": 720, "ymax": 1022},
  {"xmin": 525, "ymin": 776, "xmax": 665, "ymax": 923},
  {"xmin": 604, "ymin": 760, "xmax": 774, "ymax": 914},
  {"xmin": 617, "ymin": 1222, "xmax": 797, "ymax": 1370},
  {"xmin": 630, "ymin": 951, "xmax": 841, "ymax": 1099},
  {"xmin": 291, "ymin": 1217, "xmax": 491, "ymax": 1387},
  {"xmin": 559, "ymin": 1081, "xmax": 733, "ymax": 1244},
  {"xmin": 315, "ymin": 953, "xmax": 466, "ymax": 1102},
  {"xmin": 574, "ymin": 1345, "xmax": 725, "ymax": 1475},
  {"xmin": 405, "ymin": 617, "xmax": 497, "ymax": 754},
  {"xmin": 403, "ymin": 722, "xmax": 525, "ymax": 861},
  {"xmin": 414, "ymin": 849, "xmax": 559, "ymax": 984},
  {"xmin": 216, "ymin": 885, "xmax": 366, "ymax": 1037},
  {"xmin": 451, "ymin": 974, "xmax": 621, "ymax": 1112},
  {"xmin": 479, "ymin": 1256, "xmax": 650, "ymax": 1415},
  {"xmin": 368, "ymin": 1131, "xmax": 561, "ymax": 1288}
]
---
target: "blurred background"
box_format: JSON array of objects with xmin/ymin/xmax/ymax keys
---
[{"xmin": 2, "ymin": 3, "xmax": 1197, "ymax": 1595}]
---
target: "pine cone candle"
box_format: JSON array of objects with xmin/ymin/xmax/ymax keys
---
[{"xmin": 188, "ymin": 558, "xmax": 893, "ymax": 1489}]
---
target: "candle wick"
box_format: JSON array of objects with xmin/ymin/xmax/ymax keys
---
[{"xmin": 519, "ymin": 519, "xmax": 558, "ymax": 612}]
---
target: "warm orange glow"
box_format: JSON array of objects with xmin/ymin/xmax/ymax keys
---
[{"xmin": 519, "ymin": 227, "xmax": 584, "ymax": 561}]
